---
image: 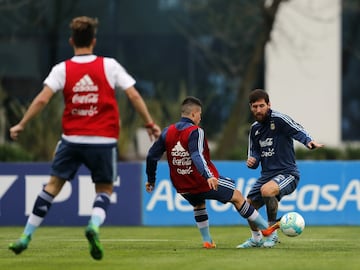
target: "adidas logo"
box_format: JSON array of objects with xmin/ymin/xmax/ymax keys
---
[
  {"xmin": 73, "ymin": 74, "xmax": 99, "ymax": 92},
  {"xmin": 172, "ymin": 141, "xmax": 185, "ymax": 152},
  {"xmin": 171, "ymin": 141, "xmax": 189, "ymax": 157}
]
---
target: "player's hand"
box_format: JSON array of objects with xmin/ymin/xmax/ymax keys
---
[
  {"xmin": 207, "ymin": 177, "xmax": 218, "ymax": 191},
  {"xmin": 146, "ymin": 123, "xmax": 161, "ymax": 141},
  {"xmin": 308, "ymin": 141, "xmax": 324, "ymax": 150},
  {"xmin": 246, "ymin": 157, "xmax": 257, "ymax": 168},
  {"xmin": 9, "ymin": 124, "xmax": 25, "ymax": 140},
  {"xmin": 146, "ymin": 182, "xmax": 155, "ymax": 193}
]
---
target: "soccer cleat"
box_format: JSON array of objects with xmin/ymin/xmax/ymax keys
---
[
  {"xmin": 261, "ymin": 217, "xmax": 282, "ymax": 237},
  {"xmin": 236, "ymin": 238, "xmax": 263, "ymax": 248},
  {"xmin": 9, "ymin": 234, "xmax": 31, "ymax": 255},
  {"xmin": 203, "ymin": 241, "xmax": 216, "ymax": 249},
  {"xmin": 261, "ymin": 221, "xmax": 280, "ymax": 236},
  {"xmin": 85, "ymin": 225, "xmax": 103, "ymax": 260},
  {"xmin": 263, "ymin": 232, "xmax": 279, "ymax": 248}
]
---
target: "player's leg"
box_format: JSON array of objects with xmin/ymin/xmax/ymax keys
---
[
  {"xmin": 9, "ymin": 139, "xmax": 81, "ymax": 255},
  {"xmin": 84, "ymin": 143, "xmax": 117, "ymax": 260},
  {"xmin": 193, "ymin": 203, "xmax": 216, "ymax": 248},
  {"xmin": 201, "ymin": 176, "xmax": 268, "ymax": 248},
  {"xmin": 85, "ymin": 183, "xmax": 113, "ymax": 260},
  {"xmin": 236, "ymin": 181, "xmax": 266, "ymax": 248},
  {"xmin": 88, "ymin": 183, "xmax": 113, "ymax": 229},
  {"xmin": 9, "ymin": 176, "xmax": 66, "ymax": 254},
  {"xmin": 261, "ymin": 174, "xmax": 299, "ymax": 248},
  {"xmin": 261, "ymin": 181, "xmax": 280, "ymax": 247},
  {"xmin": 181, "ymin": 193, "xmax": 215, "ymax": 248},
  {"xmin": 231, "ymin": 190, "xmax": 268, "ymax": 230}
]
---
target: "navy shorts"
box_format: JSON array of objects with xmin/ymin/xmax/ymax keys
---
[
  {"xmin": 247, "ymin": 173, "xmax": 299, "ymax": 206},
  {"xmin": 181, "ymin": 176, "xmax": 235, "ymax": 207},
  {"xmin": 51, "ymin": 139, "xmax": 118, "ymax": 183}
]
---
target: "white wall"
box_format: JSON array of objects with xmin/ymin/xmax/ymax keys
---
[{"xmin": 265, "ymin": 0, "xmax": 341, "ymax": 147}]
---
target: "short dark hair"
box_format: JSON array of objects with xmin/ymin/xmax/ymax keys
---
[
  {"xmin": 249, "ymin": 89, "xmax": 270, "ymax": 104},
  {"xmin": 70, "ymin": 16, "xmax": 98, "ymax": 48},
  {"xmin": 181, "ymin": 96, "xmax": 202, "ymax": 115}
]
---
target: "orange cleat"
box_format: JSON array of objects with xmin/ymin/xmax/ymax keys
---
[
  {"xmin": 203, "ymin": 241, "xmax": 216, "ymax": 249},
  {"xmin": 261, "ymin": 221, "xmax": 280, "ymax": 237}
]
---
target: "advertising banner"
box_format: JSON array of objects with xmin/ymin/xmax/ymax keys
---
[
  {"xmin": 0, "ymin": 162, "xmax": 142, "ymax": 226},
  {"xmin": 1, "ymin": 161, "xmax": 359, "ymax": 226},
  {"xmin": 143, "ymin": 161, "xmax": 360, "ymax": 226}
]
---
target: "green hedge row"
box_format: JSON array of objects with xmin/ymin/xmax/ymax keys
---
[
  {"xmin": 295, "ymin": 146, "xmax": 360, "ymax": 160},
  {"xmin": 0, "ymin": 144, "xmax": 34, "ymax": 161},
  {"xmin": 1, "ymin": 143, "xmax": 360, "ymax": 162}
]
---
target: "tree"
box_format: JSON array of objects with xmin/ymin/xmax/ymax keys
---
[{"xmin": 171, "ymin": 0, "xmax": 286, "ymax": 159}]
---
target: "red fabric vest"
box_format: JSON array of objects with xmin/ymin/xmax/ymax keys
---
[
  {"xmin": 62, "ymin": 57, "xmax": 120, "ymax": 138},
  {"xmin": 165, "ymin": 124, "xmax": 219, "ymax": 194}
]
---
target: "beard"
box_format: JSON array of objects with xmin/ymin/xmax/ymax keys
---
[{"xmin": 254, "ymin": 113, "xmax": 267, "ymax": 123}]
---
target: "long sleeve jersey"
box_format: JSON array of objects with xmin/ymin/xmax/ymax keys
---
[
  {"xmin": 248, "ymin": 109, "xmax": 313, "ymax": 178},
  {"xmin": 146, "ymin": 117, "xmax": 218, "ymax": 193}
]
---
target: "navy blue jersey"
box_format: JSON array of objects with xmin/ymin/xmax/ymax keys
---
[{"xmin": 248, "ymin": 109, "xmax": 313, "ymax": 178}]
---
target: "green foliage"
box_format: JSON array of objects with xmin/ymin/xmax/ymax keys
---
[
  {"xmin": 1, "ymin": 226, "xmax": 358, "ymax": 270},
  {"xmin": 9, "ymin": 94, "xmax": 63, "ymax": 161},
  {"xmin": 223, "ymin": 143, "xmax": 360, "ymax": 161},
  {"xmin": 0, "ymin": 143, "xmax": 33, "ymax": 161},
  {"xmin": 295, "ymin": 146, "xmax": 360, "ymax": 160},
  {"xmin": 116, "ymin": 86, "xmax": 184, "ymax": 160}
]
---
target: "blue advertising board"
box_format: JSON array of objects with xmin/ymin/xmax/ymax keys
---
[
  {"xmin": 0, "ymin": 162, "xmax": 142, "ymax": 225},
  {"xmin": 143, "ymin": 161, "xmax": 360, "ymax": 226},
  {"xmin": 1, "ymin": 161, "xmax": 359, "ymax": 226}
]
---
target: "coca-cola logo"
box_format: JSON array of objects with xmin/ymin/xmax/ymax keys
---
[{"xmin": 72, "ymin": 93, "xmax": 99, "ymax": 104}]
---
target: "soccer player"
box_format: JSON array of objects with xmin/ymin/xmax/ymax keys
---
[
  {"xmin": 8, "ymin": 16, "xmax": 160, "ymax": 260},
  {"xmin": 145, "ymin": 96, "xmax": 269, "ymax": 248},
  {"xmin": 237, "ymin": 89, "xmax": 323, "ymax": 248}
]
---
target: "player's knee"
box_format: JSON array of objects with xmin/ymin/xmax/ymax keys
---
[
  {"xmin": 260, "ymin": 186, "xmax": 274, "ymax": 197},
  {"xmin": 261, "ymin": 182, "xmax": 279, "ymax": 197},
  {"xmin": 231, "ymin": 190, "xmax": 245, "ymax": 205}
]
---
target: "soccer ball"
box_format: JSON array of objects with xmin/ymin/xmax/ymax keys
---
[{"xmin": 279, "ymin": 212, "xmax": 305, "ymax": 237}]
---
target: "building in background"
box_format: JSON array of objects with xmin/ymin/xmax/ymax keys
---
[{"xmin": 266, "ymin": 0, "xmax": 341, "ymax": 147}]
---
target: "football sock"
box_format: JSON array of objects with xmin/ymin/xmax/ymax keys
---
[
  {"xmin": 194, "ymin": 208, "xmax": 212, "ymax": 243},
  {"xmin": 23, "ymin": 189, "xmax": 55, "ymax": 237},
  {"xmin": 238, "ymin": 201, "xmax": 268, "ymax": 229},
  {"xmin": 251, "ymin": 213, "xmax": 268, "ymax": 230},
  {"xmin": 89, "ymin": 193, "xmax": 111, "ymax": 228},
  {"xmin": 251, "ymin": 230, "xmax": 263, "ymax": 242}
]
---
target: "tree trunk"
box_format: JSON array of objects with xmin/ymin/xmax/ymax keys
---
[{"xmin": 214, "ymin": 0, "xmax": 285, "ymax": 159}]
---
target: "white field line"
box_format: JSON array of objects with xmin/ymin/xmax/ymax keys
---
[
  {"xmin": 83, "ymin": 239, "xmax": 185, "ymax": 242},
  {"xmin": 40, "ymin": 238, "xmax": 188, "ymax": 242}
]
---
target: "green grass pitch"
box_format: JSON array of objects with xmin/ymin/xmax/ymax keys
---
[{"xmin": 0, "ymin": 226, "xmax": 358, "ymax": 270}]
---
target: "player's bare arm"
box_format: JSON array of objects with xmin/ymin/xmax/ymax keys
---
[
  {"xmin": 125, "ymin": 86, "xmax": 161, "ymax": 140},
  {"xmin": 10, "ymin": 86, "xmax": 54, "ymax": 140}
]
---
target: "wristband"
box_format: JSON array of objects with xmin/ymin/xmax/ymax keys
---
[{"xmin": 145, "ymin": 122, "xmax": 155, "ymax": 129}]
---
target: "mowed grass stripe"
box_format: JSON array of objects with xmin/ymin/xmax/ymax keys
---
[{"xmin": 0, "ymin": 226, "xmax": 358, "ymax": 270}]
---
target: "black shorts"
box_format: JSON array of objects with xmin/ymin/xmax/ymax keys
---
[
  {"xmin": 51, "ymin": 139, "xmax": 118, "ymax": 183},
  {"xmin": 181, "ymin": 176, "xmax": 235, "ymax": 207}
]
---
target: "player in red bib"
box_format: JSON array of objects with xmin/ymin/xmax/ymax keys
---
[
  {"xmin": 8, "ymin": 16, "xmax": 160, "ymax": 260},
  {"xmin": 146, "ymin": 96, "xmax": 268, "ymax": 248}
]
